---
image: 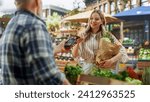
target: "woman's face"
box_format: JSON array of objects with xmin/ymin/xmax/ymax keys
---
[{"xmin": 89, "ymin": 12, "xmax": 102, "ymax": 30}]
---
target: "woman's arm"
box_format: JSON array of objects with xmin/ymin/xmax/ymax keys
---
[
  {"xmin": 72, "ymin": 34, "xmax": 84, "ymax": 58},
  {"xmin": 110, "ymin": 52, "xmax": 122, "ymax": 63},
  {"xmin": 72, "ymin": 43, "xmax": 80, "ymax": 58},
  {"xmin": 99, "ymin": 53, "xmax": 122, "ymax": 68},
  {"xmin": 112, "ymin": 34, "xmax": 129, "ymax": 63}
]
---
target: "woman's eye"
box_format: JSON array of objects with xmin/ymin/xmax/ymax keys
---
[{"xmin": 90, "ymin": 18, "xmax": 100, "ymax": 21}]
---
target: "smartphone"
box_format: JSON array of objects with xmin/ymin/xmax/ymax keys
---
[{"xmin": 64, "ymin": 36, "xmax": 80, "ymax": 50}]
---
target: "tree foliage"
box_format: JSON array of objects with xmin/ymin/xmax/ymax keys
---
[
  {"xmin": 46, "ymin": 12, "xmax": 61, "ymax": 32},
  {"xmin": 67, "ymin": 9, "xmax": 80, "ymax": 16}
]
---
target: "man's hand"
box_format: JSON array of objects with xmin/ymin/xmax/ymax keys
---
[{"xmin": 54, "ymin": 40, "xmax": 70, "ymax": 55}]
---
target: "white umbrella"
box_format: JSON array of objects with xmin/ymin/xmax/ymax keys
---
[{"xmin": 62, "ymin": 10, "xmax": 121, "ymax": 23}]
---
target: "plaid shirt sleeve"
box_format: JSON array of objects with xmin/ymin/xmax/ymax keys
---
[{"xmin": 20, "ymin": 24, "xmax": 66, "ymax": 84}]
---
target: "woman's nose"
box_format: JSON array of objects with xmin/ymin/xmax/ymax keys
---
[{"xmin": 92, "ymin": 19, "xmax": 96, "ymax": 22}]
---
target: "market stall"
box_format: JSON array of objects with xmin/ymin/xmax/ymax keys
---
[
  {"xmin": 54, "ymin": 30, "xmax": 144, "ymax": 85},
  {"xmin": 114, "ymin": 6, "xmax": 150, "ymax": 70},
  {"xmin": 54, "ymin": 9, "xmax": 149, "ymax": 85}
]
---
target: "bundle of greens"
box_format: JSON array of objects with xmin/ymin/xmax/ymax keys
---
[
  {"xmin": 64, "ymin": 64, "xmax": 83, "ymax": 85},
  {"xmin": 95, "ymin": 31, "xmax": 121, "ymax": 64}
]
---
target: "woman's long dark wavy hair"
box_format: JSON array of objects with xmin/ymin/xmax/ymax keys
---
[{"xmin": 83, "ymin": 9, "xmax": 106, "ymax": 41}]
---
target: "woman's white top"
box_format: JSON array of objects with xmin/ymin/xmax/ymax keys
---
[{"xmin": 78, "ymin": 33, "xmax": 129, "ymax": 63}]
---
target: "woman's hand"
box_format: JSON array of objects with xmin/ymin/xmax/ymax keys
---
[
  {"xmin": 76, "ymin": 34, "xmax": 85, "ymax": 44},
  {"xmin": 76, "ymin": 37, "xmax": 84, "ymax": 44},
  {"xmin": 59, "ymin": 40, "xmax": 70, "ymax": 53},
  {"xmin": 98, "ymin": 59, "xmax": 115, "ymax": 68}
]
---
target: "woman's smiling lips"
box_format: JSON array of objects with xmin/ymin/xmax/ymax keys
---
[{"xmin": 91, "ymin": 24, "xmax": 97, "ymax": 26}]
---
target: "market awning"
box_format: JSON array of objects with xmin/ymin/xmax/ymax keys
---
[
  {"xmin": 62, "ymin": 10, "xmax": 121, "ymax": 24},
  {"xmin": 114, "ymin": 6, "xmax": 150, "ymax": 21}
]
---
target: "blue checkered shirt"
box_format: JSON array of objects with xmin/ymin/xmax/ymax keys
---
[{"xmin": 0, "ymin": 10, "xmax": 66, "ymax": 85}]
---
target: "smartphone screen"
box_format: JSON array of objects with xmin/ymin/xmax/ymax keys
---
[{"xmin": 64, "ymin": 36, "xmax": 79, "ymax": 50}]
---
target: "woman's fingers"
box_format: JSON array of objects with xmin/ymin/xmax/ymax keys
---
[
  {"xmin": 98, "ymin": 60, "xmax": 113, "ymax": 68},
  {"xmin": 98, "ymin": 61, "xmax": 105, "ymax": 67},
  {"xmin": 76, "ymin": 38, "xmax": 84, "ymax": 44}
]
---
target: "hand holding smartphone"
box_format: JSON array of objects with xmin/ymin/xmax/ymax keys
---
[{"xmin": 64, "ymin": 36, "xmax": 80, "ymax": 50}]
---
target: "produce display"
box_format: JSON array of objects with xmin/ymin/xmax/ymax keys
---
[
  {"xmin": 90, "ymin": 66, "xmax": 142, "ymax": 85},
  {"xmin": 122, "ymin": 38, "xmax": 134, "ymax": 45},
  {"xmin": 142, "ymin": 67, "xmax": 150, "ymax": 85},
  {"xmin": 64, "ymin": 64, "xmax": 143, "ymax": 85},
  {"xmin": 55, "ymin": 53, "xmax": 74, "ymax": 61},
  {"xmin": 125, "ymin": 77, "xmax": 142, "ymax": 85},
  {"xmin": 96, "ymin": 32, "xmax": 121, "ymax": 64},
  {"xmin": 126, "ymin": 67, "xmax": 139, "ymax": 79},
  {"xmin": 138, "ymin": 48, "xmax": 150, "ymax": 60}
]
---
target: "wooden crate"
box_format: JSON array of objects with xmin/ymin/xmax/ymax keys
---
[
  {"xmin": 137, "ymin": 61, "xmax": 150, "ymax": 69},
  {"xmin": 76, "ymin": 74, "xmax": 130, "ymax": 85}
]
